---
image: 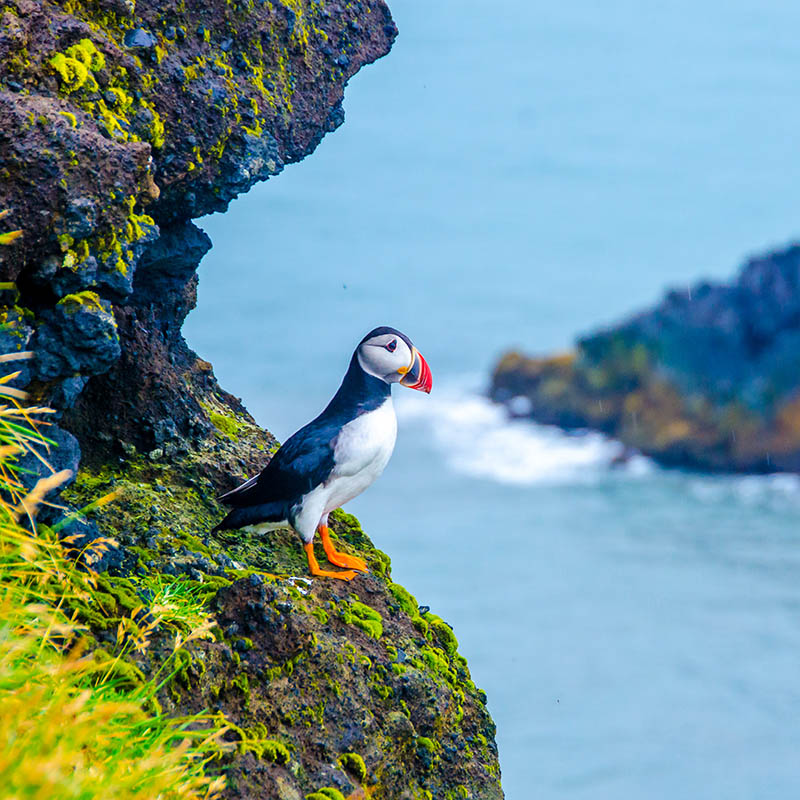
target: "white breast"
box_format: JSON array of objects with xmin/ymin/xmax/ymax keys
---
[
  {"xmin": 289, "ymin": 398, "xmax": 398, "ymax": 542},
  {"xmin": 324, "ymin": 397, "xmax": 397, "ymax": 512}
]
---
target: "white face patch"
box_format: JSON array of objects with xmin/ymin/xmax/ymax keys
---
[{"xmin": 357, "ymin": 333, "xmax": 414, "ymax": 383}]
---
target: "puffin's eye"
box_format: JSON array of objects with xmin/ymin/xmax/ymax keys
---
[{"xmin": 385, "ymin": 340, "xmax": 397, "ymax": 352}]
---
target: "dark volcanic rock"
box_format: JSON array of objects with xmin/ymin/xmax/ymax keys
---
[
  {"xmin": 491, "ymin": 243, "xmax": 800, "ymax": 473},
  {"xmin": 33, "ymin": 292, "xmax": 121, "ymax": 381},
  {"xmin": 0, "ymin": 0, "xmax": 399, "ymax": 463},
  {"xmin": 123, "ymin": 27, "xmax": 157, "ymax": 50}
]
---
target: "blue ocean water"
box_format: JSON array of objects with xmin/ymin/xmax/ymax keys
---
[{"xmin": 184, "ymin": 2, "xmax": 800, "ymax": 797}]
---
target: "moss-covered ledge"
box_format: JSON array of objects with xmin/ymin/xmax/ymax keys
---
[{"xmin": 62, "ymin": 426, "xmax": 503, "ymax": 800}]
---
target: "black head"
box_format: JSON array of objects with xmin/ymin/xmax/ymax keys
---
[{"xmin": 358, "ymin": 326, "xmax": 414, "ymax": 349}]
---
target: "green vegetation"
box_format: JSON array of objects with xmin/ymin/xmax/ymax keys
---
[
  {"xmin": 417, "ymin": 736, "xmax": 438, "ymax": 753},
  {"xmin": 306, "ymin": 789, "xmax": 346, "ymax": 800},
  {"xmin": 337, "ymin": 751, "xmax": 367, "ymax": 781},
  {"xmin": 219, "ymin": 719, "xmax": 290, "ymax": 764},
  {"xmin": 49, "ymin": 375, "xmax": 499, "ymax": 796},
  {"xmin": 0, "ymin": 370, "xmax": 229, "ymax": 799},
  {"xmin": 49, "ymin": 38, "xmax": 105, "ymax": 92},
  {"xmin": 341, "ymin": 599, "xmax": 383, "ymax": 639},
  {"xmin": 49, "ymin": 36, "xmax": 165, "ymax": 150}
]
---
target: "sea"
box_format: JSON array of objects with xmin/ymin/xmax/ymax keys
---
[{"xmin": 184, "ymin": 1, "xmax": 800, "ymax": 797}]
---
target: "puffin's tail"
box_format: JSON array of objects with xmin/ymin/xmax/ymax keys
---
[{"xmin": 211, "ymin": 501, "xmax": 287, "ymax": 533}]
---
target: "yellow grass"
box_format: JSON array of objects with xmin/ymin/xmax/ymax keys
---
[{"xmin": 0, "ymin": 369, "xmax": 229, "ymax": 800}]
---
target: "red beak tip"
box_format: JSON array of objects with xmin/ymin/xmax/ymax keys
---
[
  {"xmin": 419, "ymin": 357, "xmax": 432, "ymax": 394},
  {"xmin": 405, "ymin": 350, "xmax": 432, "ymax": 393}
]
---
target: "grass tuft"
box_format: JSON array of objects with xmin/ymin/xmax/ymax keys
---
[{"xmin": 0, "ymin": 364, "xmax": 230, "ymax": 799}]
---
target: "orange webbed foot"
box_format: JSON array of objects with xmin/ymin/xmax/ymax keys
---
[
  {"xmin": 328, "ymin": 552, "xmax": 368, "ymax": 571},
  {"xmin": 319, "ymin": 524, "xmax": 369, "ymax": 572},
  {"xmin": 304, "ymin": 541, "xmax": 359, "ymax": 581}
]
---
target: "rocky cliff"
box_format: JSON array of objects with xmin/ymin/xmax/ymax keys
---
[
  {"xmin": 491, "ymin": 243, "xmax": 800, "ymax": 473},
  {"xmin": 0, "ymin": 2, "xmax": 503, "ymax": 797}
]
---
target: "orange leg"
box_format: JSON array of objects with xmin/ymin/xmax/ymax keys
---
[
  {"xmin": 318, "ymin": 524, "xmax": 368, "ymax": 572},
  {"xmin": 304, "ymin": 541, "xmax": 358, "ymax": 581}
]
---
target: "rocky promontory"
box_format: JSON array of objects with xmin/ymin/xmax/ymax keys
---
[
  {"xmin": 0, "ymin": 1, "xmax": 503, "ymax": 797},
  {"xmin": 491, "ymin": 243, "xmax": 800, "ymax": 473}
]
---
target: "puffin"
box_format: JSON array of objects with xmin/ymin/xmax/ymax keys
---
[{"xmin": 213, "ymin": 326, "xmax": 432, "ymax": 580}]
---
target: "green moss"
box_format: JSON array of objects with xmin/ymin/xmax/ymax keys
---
[
  {"xmin": 95, "ymin": 574, "xmax": 140, "ymax": 612},
  {"xmin": 306, "ymin": 790, "xmax": 345, "ymax": 800},
  {"xmin": 70, "ymin": 38, "xmax": 106, "ymax": 71},
  {"xmin": 300, "ymin": 700, "xmax": 325, "ymax": 728},
  {"xmin": 49, "ymin": 38, "xmax": 106, "ymax": 93},
  {"xmin": 209, "ymin": 411, "xmax": 239, "ymax": 439},
  {"xmin": 388, "ymin": 581, "xmax": 431, "ymax": 637},
  {"xmin": 171, "ymin": 647, "xmax": 193, "ymax": 689},
  {"xmin": 325, "ymin": 509, "xmax": 392, "ymax": 576},
  {"xmin": 221, "ymin": 718, "xmax": 291, "ymax": 764},
  {"xmin": 50, "ymin": 35, "xmax": 165, "ymax": 152},
  {"xmin": 424, "ymin": 612, "xmax": 459, "ymax": 657},
  {"xmin": 231, "ymin": 673, "xmax": 250, "ymax": 696},
  {"xmin": 261, "ymin": 739, "xmax": 290, "ymax": 764},
  {"xmin": 61, "ymin": 459, "xmax": 232, "ymax": 583},
  {"xmin": 173, "ymin": 531, "xmax": 212, "ymax": 557},
  {"xmin": 337, "ymin": 752, "xmax": 367, "ymax": 782},
  {"xmin": 370, "ymin": 681, "xmax": 391, "ymax": 700},
  {"xmin": 341, "ymin": 600, "xmax": 382, "ymax": 639},
  {"xmin": 388, "ymin": 582, "xmax": 418, "ymax": 616},
  {"xmin": 414, "ymin": 644, "xmax": 463, "ymax": 696},
  {"xmin": 416, "ymin": 736, "xmax": 437, "ymax": 754},
  {"xmin": 71, "ymin": 573, "xmax": 141, "ymax": 631},
  {"xmin": 182, "ymin": 575, "xmax": 231, "ymax": 603},
  {"xmin": 50, "ymin": 53, "xmax": 91, "ymax": 92},
  {"xmin": 311, "ymin": 606, "xmax": 329, "ymax": 624}
]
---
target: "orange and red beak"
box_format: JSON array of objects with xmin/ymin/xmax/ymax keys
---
[{"xmin": 399, "ymin": 347, "xmax": 432, "ymax": 393}]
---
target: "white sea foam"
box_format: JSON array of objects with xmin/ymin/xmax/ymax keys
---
[
  {"xmin": 395, "ymin": 378, "xmax": 800, "ymax": 504},
  {"xmin": 395, "ymin": 379, "xmax": 650, "ymax": 486}
]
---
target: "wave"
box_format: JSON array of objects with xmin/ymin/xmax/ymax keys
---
[
  {"xmin": 396, "ymin": 377, "xmax": 800, "ymax": 508},
  {"xmin": 395, "ymin": 379, "xmax": 652, "ymax": 486}
]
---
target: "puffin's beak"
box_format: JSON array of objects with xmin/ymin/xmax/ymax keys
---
[{"xmin": 399, "ymin": 347, "xmax": 432, "ymax": 393}]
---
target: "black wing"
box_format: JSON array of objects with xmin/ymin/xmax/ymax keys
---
[{"xmin": 219, "ymin": 419, "xmax": 338, "ymax": 508}]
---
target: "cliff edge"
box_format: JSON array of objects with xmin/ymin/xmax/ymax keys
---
[{"xmin": 0, "ymin": 1, "xmax": 503, "ymax": 797}]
